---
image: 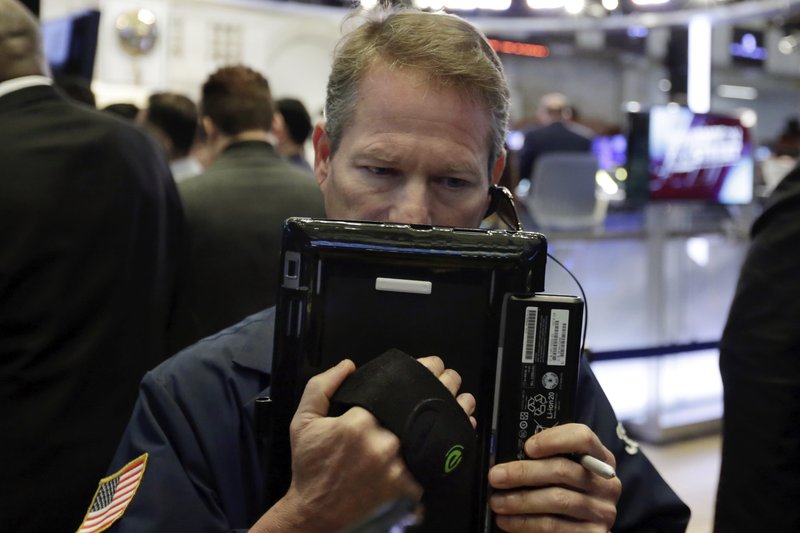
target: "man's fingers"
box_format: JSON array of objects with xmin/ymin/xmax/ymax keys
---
[
  {"xmin": 437, "ymin": 368, "xmax": 462, "ymax": 397},
  {"xmin": 417, "ymin": 356, "xmax": 463, "ymax": 397},
  {"xmin": 416, "ymin": 355, "xmax": 445, "ymax": 377},
  {"xmin": 295, "ymin": 359, "xmax": 356, "ymax": 420},
  {"xmin": 490, "ymin": 484, "xmax": 618, "ymax": 524},
  {"xmin": 525, "ymin": 424, "xmax": 616, "ymax": 467},
  {"xmin": 457, "ymin": 392, "xmax": 477, "ymax": 428},
  {"xmin": 488, "ymin": 456, "xmax": 621, "ymax": 501}
]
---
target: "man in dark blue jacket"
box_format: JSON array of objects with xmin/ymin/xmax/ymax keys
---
[{"xmin": 83, "ymin": 9, "xmax": 690, "ymax": 533}]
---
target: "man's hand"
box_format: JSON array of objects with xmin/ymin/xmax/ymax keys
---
[
  {"xmin": 250, "ymin": 357, "xmax": 476, "ymax": 533},
  {"xmin": 415, "ymin": 355, "xmax": 477, "ymax": 428},
  {"xmin": 269, "ymin": 359, "xmax": 423, "ymax": 532},
  {"xmin": 488, "ymin": 424, "xmax": 621, "ymax": 532}
]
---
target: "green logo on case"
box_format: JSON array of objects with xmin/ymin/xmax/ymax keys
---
[{"xmin": 444, "ymin": 444, "xmax": 464, "ymax": 473}]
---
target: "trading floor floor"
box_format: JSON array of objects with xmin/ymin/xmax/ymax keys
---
[{"xmin": 640, "ymin": 432, "xmax": 722, "ymax": 533}]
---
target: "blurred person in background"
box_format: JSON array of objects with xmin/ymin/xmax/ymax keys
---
[
  {"xmin": 517, "ymin": 92, "xmax": 594, "ymax": 188},
  {"xmin": 773, "ymin": 116, "xmax": 800, "ymax": 158},
  {"xmin": 139, "ymin": 91, "xmax": 203, "ymax": 182},
  {"xmin": 177, "ymin": 65, "xmax": 325, "ymax": 342},
  {"xmin": 273, "ymin": 96, "xmax": 313, "ymax": 172},
  {"xmin": 102, "ymin": 101, "xmax": 139, "ymax": 120}
]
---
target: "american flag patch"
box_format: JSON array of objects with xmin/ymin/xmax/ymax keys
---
[{"xmin": 77, "ymin": 453, "xmax": 148, "ymax": 533}]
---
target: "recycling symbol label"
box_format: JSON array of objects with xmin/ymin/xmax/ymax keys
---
[{"xmin": 527, "ymin": 394, "xmax": 548, "ymax": 416}]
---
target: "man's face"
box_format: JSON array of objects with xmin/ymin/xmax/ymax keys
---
[{"xmin": 313, "ymin": 63, "xmax": 505, "ymax": 229}]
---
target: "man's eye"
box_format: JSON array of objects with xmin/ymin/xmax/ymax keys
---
[
  {"xmin": 366, "ymin": 166, "xmax": 395, "ymax": 177},
  {"xmin": 442, "ymin": 177, "xmax": 470, "ymax": 189}
]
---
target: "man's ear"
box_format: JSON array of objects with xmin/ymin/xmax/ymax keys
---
[
  {"xmin": 481, "ymin": 149, "xmax": 508, "ymax": 220},
  {"xmin": 491, "ymin": 148, "xmax": 507, "ymax": 186},
  {"xmin": 272, "ymin": 113, "xmax": 286, "ymax": 140},
  {"xmin": 202, "ymin": 116, "xmax": 216, "ymax": 140},
  {"xmin": 312, "ymin": 122, "xmax": 331, "ymax": 187},
  {"xmin": 202, "ymin": 117, "xmax": 228, "ymax": 159}
]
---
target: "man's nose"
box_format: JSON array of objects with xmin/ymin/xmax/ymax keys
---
[{"xmin": 389, "ymin": 183, "xmax": 433, "ymax": 225}]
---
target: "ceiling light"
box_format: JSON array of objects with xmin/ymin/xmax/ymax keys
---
[
  {"xmin": 738, "ymin": 109, "xmax": 757, "ymax": 129},
  {"xmin": 446, "ymin": 0, "xmax": 479, "ymax": 10},
  {"xmin": 482, "ymin": 0, "xmax": 513, "ymax": 9},
  {"xmin": 625, "ymin": 101, "xmax": 642, "ymax": 113},
  {"xmin": 716, "ymin": 84, "xmax": 758, "ymax": 100},
  {"xmin": 564, "ymin": 0, "xmax": 586, "ymax": 15},
  {"xmin": 778, "ymin": 34, "xmax": 798, "ymax": 55},
  {"xmin": 688, "ymin": 16, "xmax": 711, "ymax": 113},
  {"xmin": 136, "ymin": 9, "xmax": 156, "ymax": 25},
  {"xmin": 586, "ymin": 2, "xmax": 607, "ymax": 16},
  {"xmin": 527, "ymin": 0, "xmax": 564, "ymax": 9}
]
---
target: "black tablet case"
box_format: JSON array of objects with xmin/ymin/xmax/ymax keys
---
[{"xmin": 268, "ymin": 218, "xmax": 548, "ymax": 532}]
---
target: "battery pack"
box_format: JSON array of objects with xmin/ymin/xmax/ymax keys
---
[
  {"xmin": 491, "ymin": 293, "xmax": 584, "ymax": 464},
  {"xmin": 485, "ymin": 293, "xmax": 584, "ymax": 530}
]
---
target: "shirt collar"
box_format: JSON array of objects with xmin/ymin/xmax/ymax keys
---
[{"xmin": 0, "ymin": 75, "xmax": 53, "ymax": 99}]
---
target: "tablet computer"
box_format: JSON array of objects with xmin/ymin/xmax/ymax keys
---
[{"xmin": 267, "ymin": 217, "xmax": 548, "ymax": 532}]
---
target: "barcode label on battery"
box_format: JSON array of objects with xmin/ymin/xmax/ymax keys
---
[
  {"xmin": 521, "ymin": 306, "xmax": 538, "ymax": 363},
  {"xmin": 547, "ymin": 309, "xmax": 569, "ymax": 366}
]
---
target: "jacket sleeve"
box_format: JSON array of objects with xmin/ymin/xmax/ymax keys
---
[
  {"xmin": 576, "ymin": 363, "xmax": 691, "ymax": 533},
  {"xmin": 97, "ymin": 372, "xmax": 233, "ymax": 533}
]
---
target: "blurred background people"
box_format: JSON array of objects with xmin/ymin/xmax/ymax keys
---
[
  {"xmin": 517, "ymin": 92, "xmax": 594, "ymax": 188},
  {"xmin": 0, "ymin": 1, "xmax": 194, "ymax": 530},
  {"xmin": 139, "ymin": 91, "xmax": 203, "ymax": 181},
  {"xmin": 773, "ymin": 116, "xmax": 800, "ymax": 158},
  {"xmin": 273, "ymin": 96, "xmax": 313, "ymax": 172},
  {"xmin": 760, "ymin": 117, "xmax": 800, "ymax": 194},
  {"xmin": 178, "ymin": 65, "xmax": 325, "ymax": 342},
  {"xmin": 102, "ymin": 101, "xmax": 138, "ymax": 120}
]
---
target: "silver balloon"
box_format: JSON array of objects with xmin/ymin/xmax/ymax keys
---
[{"xmin": 115, "ymin": 9, "xmax": 158, "ymax": 56}]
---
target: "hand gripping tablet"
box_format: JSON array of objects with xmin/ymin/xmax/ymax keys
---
[{"xmin": 330, "ymin": 349, "xmax": 477, "ymax": 492}]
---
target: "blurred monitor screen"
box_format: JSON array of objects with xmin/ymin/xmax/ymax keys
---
[
  {"xmin": 626, "ymin": 106, "xmax": 754, "ymax": 205},
  {"xmin": 41, "ymin": 9, "xmax": 101, "ymax": 80},
  {"xmin": 730, "ymin": 28, "xmax": 766, "ymax": 66},
  {"xmin": 592, "ymin": 133, "xmax": 627, "ymax": 171}
]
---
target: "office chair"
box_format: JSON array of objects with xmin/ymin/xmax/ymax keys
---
[{"xmin": 523, "ymin": 151, "xmax": 608, "ymax": 232}]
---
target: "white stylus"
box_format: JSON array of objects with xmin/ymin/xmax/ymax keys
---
[{"xmin": 574, "ymin": 454, "xmax": 616, "ymax": 479}]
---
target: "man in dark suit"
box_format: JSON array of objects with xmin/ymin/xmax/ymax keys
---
[
  {"xmin": 517, "ymin": 92, "xmax": 594, "ymax": 184},
  {"xmin": 178, "ymin": 65, "xmax": 325, "ymax": 341},
  {"xmin": 715, "ymin": 161, "xmax": 800, "ymax": 532},
  {"xmin": 0, "ymin": 1, "xmax": 194, "ymax": 530}
]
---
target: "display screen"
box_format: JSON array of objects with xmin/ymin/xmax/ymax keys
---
[
  {"xmin": 730, "ymin": 28, "xmax": 766, "ymax": 66},
  {"xmin": 592, "ymin": 133, "xmax": 627, "ymax": 171},
  {"xmin": 626, "ymin": 106, "xmax": 754, "ymax": 205},
  {"xmin": 41, "ymin": 9, "xmax": 101, "ymax": 80},
  {"xmin": 649, "ymin": 106, "xmax": 753, "ymax": 204}
]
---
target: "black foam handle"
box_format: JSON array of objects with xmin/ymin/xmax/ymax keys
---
[{"xmin": 330, "ymin": 348, "xmax": 476, "ymax": 491}]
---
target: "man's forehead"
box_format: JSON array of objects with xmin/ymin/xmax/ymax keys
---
[
  {"xmin": 353, "ymin": 66, "xmax": 491, "ymax": 135},
  {"xmin": 356, "ymin": 140, "xmax": 485, "ymax": 176}
]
